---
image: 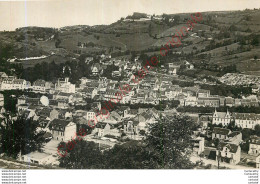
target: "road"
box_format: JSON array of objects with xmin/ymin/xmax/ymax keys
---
[
  {"xmin": 0, "ymin": 158, "xmax": 43, "ymax": 169},
  {"xmin": 190, "ymin": 155, "xmax": 255, "ymax": 169}
]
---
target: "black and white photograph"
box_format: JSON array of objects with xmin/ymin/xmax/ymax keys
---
[{"xmin": 0, "ymin": 0, "xmax": 259, "ymax": 183}]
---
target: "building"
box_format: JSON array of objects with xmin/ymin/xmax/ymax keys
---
[
  {"xmin": 248, "ymin": 135, "xmax": 260, "ymax": 155},
  {"xmin": 217, "ymin": 142, "xmax": 241, "ymax": 165},
  {"xmin": 197, "ymin": 97, "xmax": 220, "ymax": 107},
  {"xmin": 227, "ymin": 131, "xmax": 242, "ymax": 145},
  {"xmin": 212, "ymin": 109, "xmax": 231, "ymax": 126},
  {"xmin": 1, "ymin": 78, "xmax": 14, "ymax": 90},
  {"xmin": 198, "ymin": 114, "xmax": 212, "ymax": 129},
  {"xmin": 197, "ymin": 89, "xmax": 210, "ymax": 98},
  {"xmin": 212, "ymin": 127, "xmax": 231, "ymax": 140},
  {"xmin": 13, "ymin": 79, "xmax": 30, "ymax": 90},
  {"xmin": 55, "ymin": 78, "xmax": 75, "ymax": 93},
  {"xmin": 168, "ymin": 64, "xmax": 180, "ymax": 75},
  {"xmin": 81, "ymin": 87, "xmax": 98, "ymax": 99},
  {"xmin": 1, "ymin": 77, "xmax": 30, "ymax": 91},
  {"xmin": 191, "ymin": 137, "xmax": 205, "ymax": 155},
  {"xmin": 48, "ymin": 119, "xmax": 76, "ymax": 141},
  {"xmin": 32, "ymin": 79, "xmax": 53, "ymax": 92},
  {"xmin": 184, "ymin": 96, "xmax": 197, "ymax": 106},
  {"xmin": 123, "ymin": 120, "xmax": 139, "ymax": 136},
  {"xmin": 256, "ymin": 155, "xmax": 260, "ymax": 169},
  {"xmin": 0, "ymin": 72, "xmax": 8, "ymax": 78},
  {"xmin": 22, "ymin": 151, "xmax": 57, "ymax": 165},
  {"xmin": 233, "ymin": 113, "xmax": 260, "ymax": 129},
  {"xmin": 225, "ymin": 97, "xmax": 235, "ymax": 107},
  {"xmin": 0, "ymin": 93, "xmax": 4, "ymax": 106},
  {"xmin": 84, "ymin": 109, "xmax": 97, "ymax": 122},
  {"xmin": 112, "ymin": 71, "xmax": 121, "ymax": 77},
  {"xmin": 93, "ymin": 123, "xmax": 121, "ymax": 138},
  {"xmin": 91, "ymin": 63, "xmax": 103, "ymax": 76}
]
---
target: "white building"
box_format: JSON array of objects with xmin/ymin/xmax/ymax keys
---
[
  {"xmin": 233, "ymin": 113, "xmax": 260, "ymax": 129},
  {"xmin": 1, "ymin": 78, "xmax": 30, "ymax": 90},
  {"xmin": 248, "ymin": 135, "xmax": 260, "ymax": 155},
  {"xmin": 212, "ymin": 109, "xmax": 231, "ymax": 126},
  {"xmin": 217, "ymin": 142, "xmax": 241, "ymax": 165},
  {"xmin": 55, "ymin": 78, "xmax": 75, "ymax": 94},
  {"xmin": 0, "ymin": 93, "xmax": 4, "ymax": 106},
  {"xmin": 22, "ymin": 151, "xmax": 58, "ymax": 165},
  {"xmin": 48, "ymin": 119, "xmax": 77, "ymax": 141},
  {"xmin": 13, "ymin": 79, "xmax": 30, "ymax": 90},
  {"xmin": 1, "ymin": 78, "xmax": 14, "ymax": 90},
  {"xmin": 32, "ymin": 79, "xmax": 53, "ymax": 93}
]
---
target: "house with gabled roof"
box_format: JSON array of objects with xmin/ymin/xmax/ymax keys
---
[
  {"xmin": 217, "ymin": 142, "xmax": 241, "ymax": 165},
  {"xmin": 212, "ymin": 109, "xmax": 231, "ymax": 126},
  {"xmin": 55, "ymin": 77, "xmax": 75, "ymax": 94},
  {"xmin": 196, "ymin": 89, "xmax": 210, "ymax": 98},
  {"xmin": 0, "ymin": 72, "xmax": 8, "ymax": 78},
  {"xmin": 225, "ymin": 97, "xmax": 235, "ymax": 107},
  {"xmin": 212, "ymin": 127, "xmax": 231, "ymax": 140},
  {"xmin": 197, "ymin": 97, "xmax": 220, "ymax": 107},
  {"xmin": 123, "ymin": 119, "xmax": 139, "ymax": 136},
  {"xmin": 35, "ymin": 107, "xmax": 59, "ymax": 121},
  {"xmin": 92, "ymin": 122, "xmax": 121, "ymax": 138},
  {"xmin": 198, "ymin": 114, "xmax": 212, "ymax": 129},
  {"xmin": 91, "ymin": 63, "xmax": 103, "ymax": 76},
  {"xmin": 32, "ymin": 79, "xmax": 53, "ymax": 93},
  {"xmin": 48, "ymin": 119, "xmax": 76, "ymax": 141},
  {"xmin": 81, "ymin": 87, "xmax": 98, "ymax": 99}
]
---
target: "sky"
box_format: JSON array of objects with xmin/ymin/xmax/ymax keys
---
[{"xmin": 0, "ymin": 0, "xmax": 259, "ymax": 31}]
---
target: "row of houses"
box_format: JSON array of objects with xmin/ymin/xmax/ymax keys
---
[
  {"xmin": 212, "ymin": 109, "xmax": 260, "ymax": 129},
  {"xmin": 184, "ymin": 90, "xmax": 259, "ymax": 108},
  {"xmin": 0, "ymin": 73, "xmax": 75, "ymax": 94}
]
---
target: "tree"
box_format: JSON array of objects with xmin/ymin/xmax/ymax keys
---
[
  {"xmin": 240, "ymin": 141, "xmax": 250, "ymax": 152},
  {"xmin": 145, "ymin": 114, "xmax": 197, "ymax": 169},
  {"xmin": 242, "ymin": 128, "xmax": 254, "ymax": 140},
  {"xmin": 251, "ymin": 35, "xmax": 259, "ymax": 46},
  {"xmin": 173, "ymin": 15, "xmax": 181, "ymax": 24},
  {"xmin": 103, "ymin": 141, "xmax": 154, "ymax": 169},
  {"xmin": 0, "ymin": 115, "xmax": 46, "ymax": 158},
  {"xmin": 55, "ymin": 39, "xmax": 61, "ymax": 48},
  {"xmin": 139, "ymin": 130, "xmax": 146, "ymax": 136},
  {"xmin": 213, "ymin": 138, "xmax": 220, "ymax": 147},
  {"xmin": 58, "ymin": 140, "xmax": 103, "ymax": 169},
  {"xmin": 254, "ymin": 124, "xmax": 260, "ymax": 137}
]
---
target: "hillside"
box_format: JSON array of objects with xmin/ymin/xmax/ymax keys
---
[{"xmin": 0, "ymin": 9, "xmax": 259, "ymax": 75}]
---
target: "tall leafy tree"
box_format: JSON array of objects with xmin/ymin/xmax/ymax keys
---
[
  {"xmin": 103, "ymin": 141, "xmax": 154, "ymax": 169},
  {"xmin": 254, "ymin": 124, "xmax": 260, "ymax": 137},
  {"xmin": 58, "ymin": 140, "xmax": 104, "ymax": 169},
  {"xmin": 145, "ymin": 114, "xmax": 197, "ymax": 169},
  {"xmin": 0, "ymin": 115, "xmax": 46, "ymax": 158}
]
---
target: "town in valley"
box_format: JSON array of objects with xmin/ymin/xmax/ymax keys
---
[{"xmin": 0, "ymin": 8, "xmax": 260, "ymax": 169}]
